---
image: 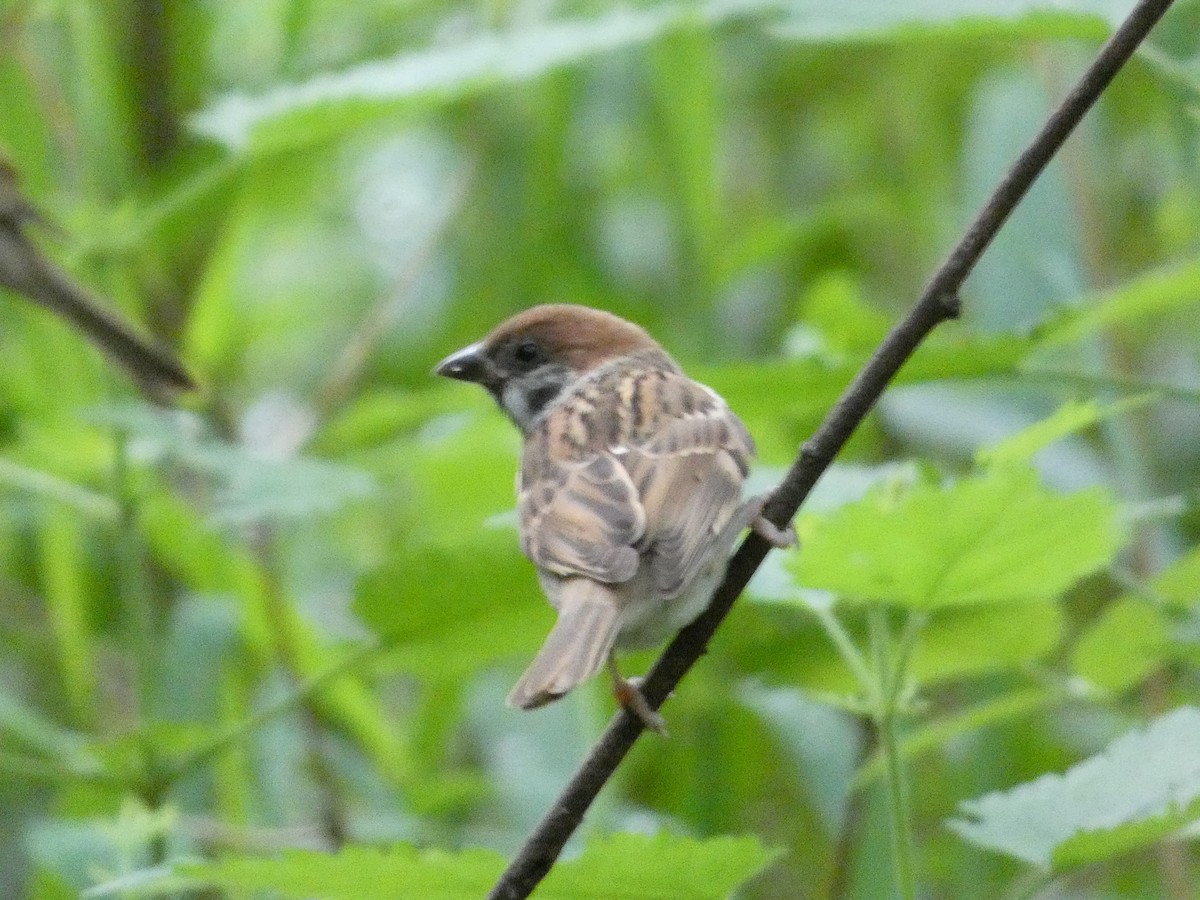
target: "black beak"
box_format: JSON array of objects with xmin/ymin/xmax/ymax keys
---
[{"xmin": 434, "ymin": 342, "xmax": 490, "ymax": 384}]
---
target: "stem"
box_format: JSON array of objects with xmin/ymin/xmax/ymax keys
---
[
  {"xmin": 811, "ymin": 604, "xmax": 875, "ymax": 700},
  {"xmin": 870, "ymin": 609, "xmax": 916, "ymax": 900}
]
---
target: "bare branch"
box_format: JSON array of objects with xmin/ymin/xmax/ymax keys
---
[{"xmin": 487, "ymin": 0, "xmax": 1177, "ymax": 896}]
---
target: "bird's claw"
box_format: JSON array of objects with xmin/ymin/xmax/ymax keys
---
[
  {"xmin": 745, "ymin": 496, "xmax": 798, "ymax": 549},
  {"xmin": 613, "ymin": 675, "xmax": 668, "ymax": 737}
]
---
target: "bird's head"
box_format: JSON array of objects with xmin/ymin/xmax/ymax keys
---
[{"xmin": 435, "ymin": 304, "xmax": 660, "ymax": 432}]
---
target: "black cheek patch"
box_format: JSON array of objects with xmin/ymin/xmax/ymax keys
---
[{"xmin": 526, "ymin": 383, "xmax": 564, "ymax": 416}]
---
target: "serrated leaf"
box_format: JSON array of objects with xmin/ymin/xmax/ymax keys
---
[
  {"xmin": 183, "ymin": 844, "xmax": 504, "ymax": 898},
  {"xmin": 87, "ymin": 402, "xmax": 378, "ymax": 524},
  {"xmin": 788, "ymin": 467, "xmax": 1121, "ymax": 608},
  {"xmin": 949, "ymin": 706, "xmax": 1200, "ymax": 870},
  {"xmin": 179, "ymin": 832, "xmax": 778, "ymax": 899},
  {"xmin": 206, "ymin": 451, "xmax": 377, "ymax": 525},
  {"xmin": 191, "ymin": 0, "xmax": 784, "ymax": 154},
  {"xmin": 909, "ymin": 601, "xmax": 1064, "ymax": 682}
]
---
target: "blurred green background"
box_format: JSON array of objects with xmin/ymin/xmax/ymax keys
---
[{"xmin": 2, "ymin": 0, "xmax": 1200, "ymax": 897}]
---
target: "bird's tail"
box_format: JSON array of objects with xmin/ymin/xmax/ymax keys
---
[{"xmin": 506, "ymin": 581, "xmax": 621, "ymax": 710}]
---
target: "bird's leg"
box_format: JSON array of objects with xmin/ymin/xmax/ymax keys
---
[
  {"xmin": 741, "ymin": 495, "xmax": 798, "ymax": 549},
  {"xmin": 607, "ymin": 654, "xmax": 668, "ymax": 737}
]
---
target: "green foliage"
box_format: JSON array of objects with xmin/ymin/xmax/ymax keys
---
[
  {"xmin": 184, "ymin": 844, "xmax": 506, "ymax": 899},
  {"xmin": 1072, "ymin": 598, "xmax": 1171, "ymax": 693},
  {"xmin": 786, "ymin": 466, "xmax": 1121, "ymax": 609},
  {"xmin": 171, "ymin": 832, "xmax": 778, "ymax": 899},
  {"xmin": 191, "ymin": 0, "xmax": 783, "ymax": 155},
  {"xmin": 2, "ymin": 0, "xmax": 1200, "ymax": 897},
  {"xmin": 950, "ymin": 706, "xmax": 1200, "ymax": 870},
  {"xmin": 975, "ymin": 396, "xmax": 1152, "ymax": 468}
]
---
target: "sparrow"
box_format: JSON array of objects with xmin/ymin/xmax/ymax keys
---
[
  {"xmin": 0, "ymin": 153, "xmax": 195, "ymax": 396},
  {"xmin": 435, "ymin": 304, "xmax": 792, "ymax": 732}
]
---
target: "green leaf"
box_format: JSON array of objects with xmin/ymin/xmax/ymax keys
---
[
  {"xmin": 909, "ymin": 602, "xmax": 1064, "ymax": 682},
  {"xmin": 949, "ymin": 706, "xmax": 1200, "ymax": 870},
  {"xmin": 976, "ymin": 396, "xmax": 1153, "ymax": 469},
  {"xmin": 183, "ymin": 844, "xmax": 504, "ymax": 899},
  {"xmin": 311, "ymin": 388, "xmax": 472, "ymax": 456},
  {"xmin": 792, "ymin": 272, "xmax": 890, "ymax": 358},
  {"xmin": 1033, "ymin": 257, "xmax": 1200, "ymax": 350},
  {"xmin": 787, "ymin": 467, "xmax": 1121, "ymax": 608},
  {"xmin": 771, "ymin": 0, "xmax": 1121, "ymax": 43},
  {"xmin": 1152, "ymin": 544, "xmax": 1200, "ymax": 608},
  {"xmin": 190, "ymin": 0, "xmax": 784, "ymax": 154},
  {"xmin": 180, "ymin": 832, "xmax": 779, "ymax": 899},
  {"xmin": 1071, "ymin": 598, "xmax": 1171, "ymax": 693},
  {"xmin": 541, "ymin": 832, "xmax": 781, "ymax": 898}
]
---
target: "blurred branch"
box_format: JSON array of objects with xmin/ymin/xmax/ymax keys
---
[
  {"xmin": 0, "ymin": 160, "xmax": 196, "ymax": 397},
  {"xmin": 486, "ymin": 0, "xmax": 1178, "ymax": 897}
]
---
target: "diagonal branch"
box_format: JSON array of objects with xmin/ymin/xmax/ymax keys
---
[{"xmin": 486, "ymin": 0, "xmax": 1177, "ymax": 897}]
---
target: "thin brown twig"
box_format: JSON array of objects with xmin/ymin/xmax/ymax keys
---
[{"xmin": 486, "ymin": 0, "xmax": 1177, "ymax": 896}]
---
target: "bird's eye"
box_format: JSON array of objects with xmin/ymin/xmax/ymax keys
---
[{"xmin": 514, "ymin": 341, "xmax": 541, "ymax": 364}]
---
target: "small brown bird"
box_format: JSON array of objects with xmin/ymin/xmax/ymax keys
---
[
  {"xmin": 0, "ymin": 154, "xmax": 194, "ymax": 396},
  {"xmin": 435, "ymin": 304, "xmax": 791, "ymax": 732}
]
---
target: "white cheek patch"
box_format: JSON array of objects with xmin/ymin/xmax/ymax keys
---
[
  {"xmin": 501, "ymin": 367, "xmax": 576, "ymax": 431},
  {"xmin": 502, "ymin": 382, "xmax": 532, "ymax": 429}
]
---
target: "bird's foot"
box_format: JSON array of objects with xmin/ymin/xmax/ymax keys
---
[
  {"xmin": 745, "ymin": 496, "xmax": 798, "ymax": 549},
  {"xmin": 608, "ymin": 661, "xmax": 668, "ymax": 737}
]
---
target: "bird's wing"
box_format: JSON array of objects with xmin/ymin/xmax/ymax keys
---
[
  {"xmin": 519, "ymin": 423, "xmax": 646, "ymax": 584},
  {"xmin": 518, "ymin": 363, "xmax": 754, "ymax": 593},
  {"xmin": 619, "ymin": 374, "xmax": 755, "ymax": 597}
]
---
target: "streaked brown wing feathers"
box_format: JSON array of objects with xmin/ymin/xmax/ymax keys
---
[
  {"xmin": 519, "ymin": 432, "xmax": 645, "ymax": 583},
  {"xmin": 624, "ymin": 418, "xmax": 748, "ymax": 597},
  {"xmin": 518, "ymin": 359, "xmax": 753, "ymax": 591}
]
